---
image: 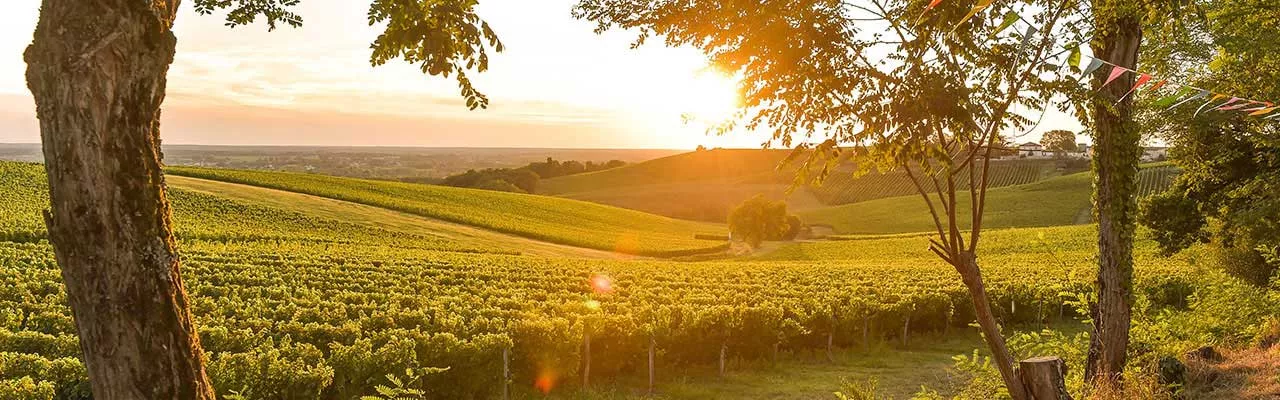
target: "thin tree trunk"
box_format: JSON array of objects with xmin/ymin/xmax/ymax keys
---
[
  {"xmin": 24, "ymin": 1, "xmax": 214, "ymax": 399},
  {"xmin": 958, "ymin": 252, "xmax": 1029, "ymax": 400},
  {"xmin": 1086, "ymin": 6, "xmax": 1143, "ymax": 387}
]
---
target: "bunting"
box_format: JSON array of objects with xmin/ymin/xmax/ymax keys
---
[
  {"xmin": 908, "ymin": 4, "xmax": 1279, "ymax": 121},
  {"xmin": 1081, "ymin": 57, "xmax": 1280, "ymax": 120}
]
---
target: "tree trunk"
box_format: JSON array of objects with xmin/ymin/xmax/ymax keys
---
[
  {"xmin": 24, "ymin": 1, "xmax": 214, "ymax": 399},
  {"xmin": 1020, "ymin": 356, "xmax": 1071, "ymax": 400},
  {"xmin": 1086, "ymin": 6, "xmax": 1143, "ymax": 387},
  {"xmin": 958, "ymin": 252, "xmax": 1030, "ymax": 400},
  {"xmin": 826, "ymin": 331, "xmax": 834, "ymax": 363}
]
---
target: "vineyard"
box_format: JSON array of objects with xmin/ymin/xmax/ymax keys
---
[
  {"xmin": 0, "ymin": 160, "xmax": 1208, "ymax": 399},
  {"xmin": 166, "ymin": 166, "xmax": 727, "ymax": 256},
  {"xmin": 0, "ymin": 225, "xmax": 1199, "ymax": 399},
  {"xmin": 807, "ymin": 160, "xmax": 1057, "ymax": 205}
]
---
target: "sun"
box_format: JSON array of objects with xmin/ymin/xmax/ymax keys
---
[{"xmin": 675, "ymin": 70, "xmax": 742, "ymax": 124}]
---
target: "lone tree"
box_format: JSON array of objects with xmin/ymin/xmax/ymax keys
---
[
  {"xmin": 24, "ymin": 0, "xmax": 502, "ymax": 397},
  {"xmin": 574, "ymin": 0, "xmax": 1089, "ymax": 397},
  {"xmin": 1040, "ymin": 129, "xmax": 1078, "ymax": 156},
  {"xmin": 727, "ymin": 195, "xmax": 796, "ymax": 248}
]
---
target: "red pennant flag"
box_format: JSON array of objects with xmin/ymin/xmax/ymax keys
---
[
  {"xmin": 1102, "ymin": 66, "xmax": 1128, "ymax": 88},
  {"xmin": 1244, "ymin": 102, "xmax": 1274, "ymax": 112},
  {"xmin": 1117, "ymin": 73, "xmax": 1152, "ymax": 103},
  {"xmin": 1148, "ymin": 79, "xmax": 1168, "ymax": 92},
  {"xmin": 1217, "ymin": 97, "xmax": 1244, "ymax": 110}
]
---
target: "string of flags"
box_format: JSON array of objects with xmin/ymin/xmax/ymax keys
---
[
  {"xmin": 909, "ymin": 0, "xmax": 1280, "ymax": 121},
  {"xmin": 1074, "ymin": 54, "xmax": 1279, "ymax": 120}
]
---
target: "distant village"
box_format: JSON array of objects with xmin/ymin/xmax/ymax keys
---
[{"xmin": 1010, "ymin": 141, "xmax": 1168, "ymax": 162}]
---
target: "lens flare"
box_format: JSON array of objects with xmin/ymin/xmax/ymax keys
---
[
  {"xmin": 589, "ymin": 274, "xmax": 614, "ymax": 294},
  {"xmin": 584, "ymin": 299, "xmax": 601, "ymax": 310},
  {"xmin": 534, "ymin": 370, "xmax": 558, "ymax": 394}
]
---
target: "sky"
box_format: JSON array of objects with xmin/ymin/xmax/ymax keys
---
[{"xmin": 0, "ymin": 0, "xmax": 1080, "ymax": 149}]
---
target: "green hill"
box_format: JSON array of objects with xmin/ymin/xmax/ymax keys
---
[
  {"xmin": 540, "ymin": 148, "xmax": 795, "ymax": 194},
  {"xmin": 800, "ymin": 164, "xmax": 1180, "ymax": 234},
  {"xmin": 538, "ymin": 149, "xmax": 1089, "ymax": 222},
  {"xmin": 167, "ymin": 166, "xmax": 727, "ymax": 256}
]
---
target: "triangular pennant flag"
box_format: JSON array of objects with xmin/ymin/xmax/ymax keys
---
[
  {"xmin": 990, "ymin": 12, "xmax": 1019, "ymax": 37},
  {"xmin": 1195, "ymin": 94, "xmax": 1229, "ymax": 116},
  {"xmin": 1148, "ymin": 79, "xmax": 1168, "ymax": 93},
  {"xmin": 913, "ymin": 0, "xmax": 946, "ymax": 26},
  {"xmin": 1067, "ymin": 46, "xmax": 1082, "ymax": 69},
  {"xmin": 1102, "ymin": 65, "xmax": 1128, "ymax": 88},
  {"xmin": 1248, "ymin": 106, "xmax": 1279, "ymax": 116},
  {"xmin": 1018, "ymin": 26, "xmax": 1039, "ymax": 51},
  {"xmin": 1216, "ymin": 97, "xmax": 1244, "ymax": 110},
  {"xmin": 1153, "ymin": 86, "xmax": 1191, "ymax": 108},
  {"xmin": 1220, "ymin": 99, "xmax": 1252, "ymax": 111},
  {"xmin": 1239, "ymin": 101, "xmax": 1269, "ymax": 112},
  {"xmin": 1117, "ymin": 73, "xmax": 1152, "ymax": 103},
  {"xmin": 1167, "ymin": 89, "xmax": 1210, "ymax": 110},
  {"xmin": 1079, "ymin": 58, "xmax": 1104, "ymax": 81},
  {"xmin": 949, "ymin": 0, "xmax": 994, "ymax": 35}
]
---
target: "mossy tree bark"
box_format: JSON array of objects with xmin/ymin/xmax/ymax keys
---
[
  {"xmin": 24, "ymin": 0, "xmax": 215, "ymax": 398},
  {"xmin": 1085, "ymin": 2, "xmax": 1143, "ymax": 387}
]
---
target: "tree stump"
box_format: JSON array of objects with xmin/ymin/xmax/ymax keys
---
[{"xmin": 1019, "ymin": 356, "xmax": 1071, "ymax": 400}]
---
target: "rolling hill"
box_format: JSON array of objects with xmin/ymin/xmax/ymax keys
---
[
  {"xmin": 166, "ymin": 166, "xmax": 727, "ymax": 256},
  {"xmin": 538, "ymin": 148, "xmax": 1092, "ymax": 222},
  {"xmin": 799, "ymin": 164, "xmax": 1180, "ymax": 234}
]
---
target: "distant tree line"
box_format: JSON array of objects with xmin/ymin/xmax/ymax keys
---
[{"xmin": 437, "ymin": 158, "xmax": 627, "ymax": 193}]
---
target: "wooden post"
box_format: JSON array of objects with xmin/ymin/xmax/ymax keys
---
[
  {"xmin": 1019, "ymin": 356, "xmax": 1071, "ymax": 400},
  {"xmin": 502, "ymin": 346, "xmax": 510, "ymax": 400},
  {"xmin": 826, "ymin": 331, "xmax": 834, "ymax": 363},
  {"xmin": 718, "ymin": 342, "xmax": 727, "ymax": 377},
  {"xmin": 583, "ymin": 330, "xmax": 591, "ymax": 389},
  {"xmin": 862, "ymin": 315, "xmax": 870, "ymax": 351},
  {"xmin": 902, "ymin": 311, "xmax": 911, "ymax": 347},
  {"xmin": 647, "ymin": 336, "xmax": 655, "ymax": 395}
]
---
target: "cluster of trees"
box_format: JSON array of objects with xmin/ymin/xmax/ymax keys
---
[
  {"xmin": 727, "ymin": 195, "xmax": 801, "ymax": 248},
  {"xmin": 439, "ymin": 158, "xmax": 625, "ymax": 193}
]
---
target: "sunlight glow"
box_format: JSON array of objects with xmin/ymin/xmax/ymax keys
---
[{"xmin": 673, "ymin": 70, "xmax": 742, "ymax": 125}]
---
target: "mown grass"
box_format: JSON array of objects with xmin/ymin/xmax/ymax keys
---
[{"xmin": 167, "ymin": 166, "xmax": 727, "ymax": 256}]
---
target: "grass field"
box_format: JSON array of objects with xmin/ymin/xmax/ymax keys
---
[
  {"xmin": 540, "ymin": 149, "xmax": 795, "ymax": 195},
  {"xmin": 167, "ymin": 166, "xmax": 727, "ymax": 256}
]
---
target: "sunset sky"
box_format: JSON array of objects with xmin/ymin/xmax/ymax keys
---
[{"xmin": 0, "ymin": 1, "xmax": 1080, "ymax": 149}]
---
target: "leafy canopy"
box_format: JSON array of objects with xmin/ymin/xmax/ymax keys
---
[{"xmin": 193, "ymin": 0, "xmax": 504, "ymax": 109}]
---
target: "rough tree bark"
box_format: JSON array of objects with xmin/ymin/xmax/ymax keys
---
[
  {"xmin": 1085, "ymin": 5, "xmax": 1143, "ymax": 387},
  {"xmin": 24, "ymin": 1, "xmax": 215, "ymax": 399}
]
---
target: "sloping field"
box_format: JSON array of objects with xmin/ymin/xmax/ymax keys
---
[
  {"xmin": 540, "ymin": 148, "xmax": 795, "ymax": 195},
  {"xmin": 0, "ymin": 162, "xmax": 486, "ymax": 253},
  {"xmin": 809, "ymin": 159, "xmax": 1060, "ymax": 205},
  {"xmin": 167, "ymin": 166, "xmax": 727, "ymax": 256},
  {"xmin": 800, "ymin": 164, "xmax": 1180, "ymax": 234}
]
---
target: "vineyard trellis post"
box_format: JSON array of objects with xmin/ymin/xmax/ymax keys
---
[
  {"xmin": 502, "ymin": 345, "xmax": 510, "ymax": 400},
  {"xmin": 647, "ymin": 335, "xmax": 656, "ymax": 395}
]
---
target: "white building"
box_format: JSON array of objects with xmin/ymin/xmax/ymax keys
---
[{"xmin": 1017, "ymin": 142, "xmax": 1050, "ymax": 158}]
